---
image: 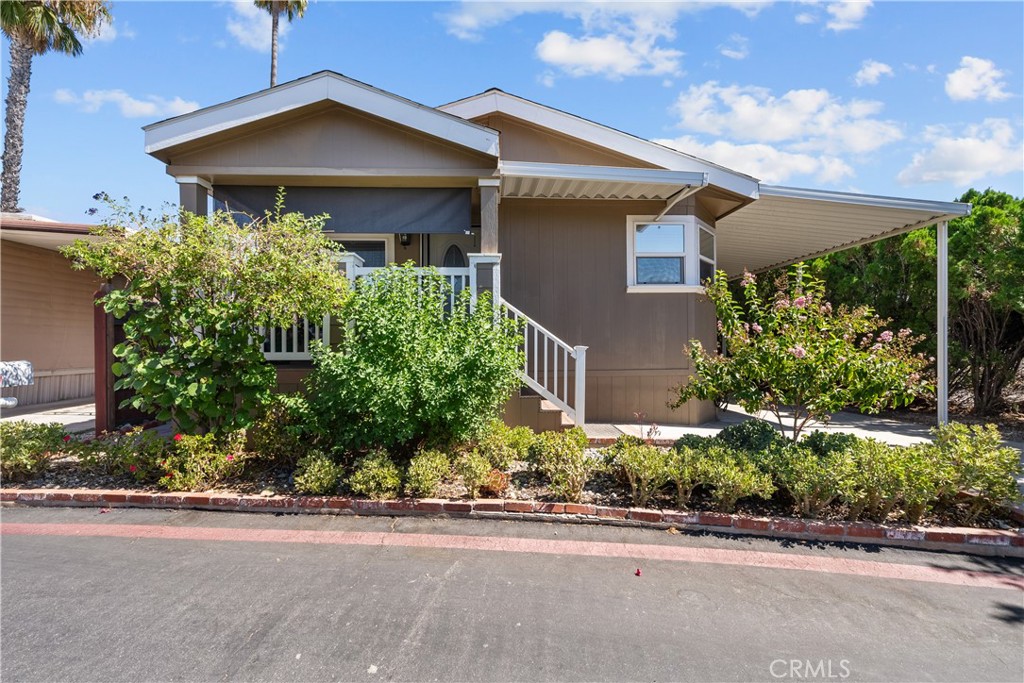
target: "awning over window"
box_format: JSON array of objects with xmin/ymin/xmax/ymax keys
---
[{"xmin": 212, "ymin": 186, "xmax": 472, "ymax": 234}]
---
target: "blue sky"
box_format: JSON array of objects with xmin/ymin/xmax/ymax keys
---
[{"xmin": 3, "ymin": 1, "xmax": 1022, "ymax": 222}]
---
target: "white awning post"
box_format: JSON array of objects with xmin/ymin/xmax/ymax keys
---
[{"xmin": 937, "ymin": 220, "xmax": 949, "ymax": 425}]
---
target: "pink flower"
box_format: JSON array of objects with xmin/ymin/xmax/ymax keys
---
[
  {"xmin": 129, "ymin": 465, "xmax": 137, "ymax": 473},
  {"xmin": 226, "ymin": 454, "xmax": 235, "ymax": 462},
  {"xmin": 870, "ymin": 343, "xmax": 883, "ymax": 351},
  {"xmin": 788, "ymin": 345, "xmax": 807, "ymax": 359},
  {"xmin": 716, "ymin": 320, "xmax": 723, "ymax": 332},
  {"xmin": 740, "ymin": 271, "xmax": 756, "ymax": 287},
  {"xmin": 173, "ymin": 433, "xmax": 183, "ymax": 442},
  {"xmin": 879, "ymin": 330, "xmax": 894, "ymax": 343},
  {"xmin": 793, "ymin": 296, "xmax": 807, "ymax": 308},
  {"xmin": 899, "ymin": 328, "xmax": 911, "ymax": 338},
  {"xmin": 774, "ymin": 299, "xmax": 790, "ymax": 311},
  {"xmin": 751, "ymin": 323, "xmax": 762, "ymax": 334}
]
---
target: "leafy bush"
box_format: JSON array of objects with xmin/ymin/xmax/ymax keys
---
[
  {"xmin": 293, "ymin": 450, "xmax": 344, "ymax": 495},
  {"xmin": 249, "ymin": 393, "xmax": 312, "ymax": 467},
  {"xmin": 476, "ymin": 420, "xmax": 536, "ymax": 471},
  {"xmin": 667, "ymin": 444, "xmax": 707, "ymax": 509},
  {"xmin": 837, "ymin": 438, "xmax": 906, "ymax": 522},
  {"xmin": 701, "ymin": 447, "xmax": 775, "ymax": 513},
  {"xmin": 456, "ymin": 451, "xmax": 492, "ymax": 499},
  {"xmin": 604, "ymin": 436, "xmax": 669, "ymax": 508},
  {"xmin": 63, "ymin": 195, "xmax": 347, "ymax": 435},
  {"xmin": 157, "ymin": 431, "xmax": 245, "ymax": 491},
  {"xmin": 348, "ymin": 450, "xmax": 403, "ymax": 500},
  {"xmin": 716, "ymin": 420, "xmax": 785, "ymax": 453},
  {"xmin": 673, "ymin": 266, "xmax": 930, "ymax": 441},
  {"xmin": 931, "ymin": 423, "xmax": 1022, "ymax": 521},
  {"xmin": 0, "ymin": 421, "xmax": 65, "ymax": 481},
  {"xmin": 305, "ymin": 264, "xmax": 524, "ymax": 455},
  {"xmin": 801, "ymin": 431, "xmax": 859, "ymax": 459},
  {"xmin": 406, "ymin": 449, "xmax": 451, "ymax": 497},
  {"xmin": 529, "ymin": 427, "xmax": 593, "ymax": 503},
  {"xmin": 774, "ymin": 444, "xmax": 846, "ymax": 517},
  {"xmin": 673, "ymin": 434, "xmax": 715, "ymax": 452},
  {"xmin": 74, "ymin": 427, "xmax": 168, "ymax": 483}
]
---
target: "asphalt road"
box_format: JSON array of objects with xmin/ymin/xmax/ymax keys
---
[{"xmin": 1, "ymin": 507, "xmax": 1022, "ymax": 683}]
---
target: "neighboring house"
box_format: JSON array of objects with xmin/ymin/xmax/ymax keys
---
[
  {"xmin": 0, "ymin": 215, "xmax": 99, "ymax": 406},
  {"xmin": 141, "ymin": 71, "xmax": 969, "ymax": 428}
]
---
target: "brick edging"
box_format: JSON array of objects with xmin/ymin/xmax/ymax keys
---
[{"xmin": 2, "ymin": 488, "xmax": 1021, "ymax": 558}]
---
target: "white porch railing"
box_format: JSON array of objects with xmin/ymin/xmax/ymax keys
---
[
  {"xmin": 260, "ymin": 315, "xmax": 330, "ymax": 361},
  {"xmin": 349, "ymin": 265, "xmax": 471, "ymax": 311},
  {"xmin": 501, "ymin": 298, "xmax": 587, "ymax": 427}
]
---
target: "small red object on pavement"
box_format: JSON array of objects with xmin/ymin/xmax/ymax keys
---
[{"xmin": 635, "ymin": 568, "xmax": 642, "ymax": 576}]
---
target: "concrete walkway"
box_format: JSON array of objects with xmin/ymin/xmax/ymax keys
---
[
  {"xmin": 0, "ymin": 398, "xmax": 95, "ymax": 434},
  {"xmin": 585, "ymin": 404, "xmax": 1024, "ymax": 454}
]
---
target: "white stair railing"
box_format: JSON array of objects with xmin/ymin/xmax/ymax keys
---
[{"xmin": 501, "ymin": 298, "xmax": 587, "ymax": 427}]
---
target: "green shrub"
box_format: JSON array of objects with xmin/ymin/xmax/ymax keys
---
[
  {"xmin": 838, "ymin": 438, "xmax": 905, "ymax": 522},
  {"xmin": 667, "ymin": 444, "xmax": 707, "ymax": 509},
  {"xmin": 673, "ymin": 434, "xmax": 715, "ymax": 452},
  {"xmin": 158, "ymin": 431, "xmax": 245, "ymax": 491},
  {"xmin": 456, "ymin": 450, "xmax": 492, "ymax": 498},
  {"xmin": 348, "ymin": 450, "xmax": 403, "ymax": 499},
  {"xmin": 801, "ymin": 431, "xmax": 859, "ymax": 458},
  {"xmin": 305, "ymin": 264, "xmax": 524, "ymax": 456},
  {"xmin": 293, "ymin": 450, "xmax": 344, "ymax": 495},
  {"xmin": 249, "ymin": 393, "xmax": 312, "ymax": 467},
  {"xmin": 74, "ymin": 427, "xmax": 168, "ymax": 483},
  {"xmin": 604, "ymin": 436, "xmax": 669, "ymax": 508},
  {"xmin": 774, "ymin": 443, "xmax": 846, "ymax": 517},
  {"xmin": 701, "ymin": 447, "xmax": 775, "ymax": 512},
  {"xmin": 406, "ymin": 449, "xmax": 451, "ymax": 497},
  {"xmin": 0, "ymin": 421, "xmax": 65, "ymax": 481},
  {"xmin": 716, "ymin": 420, "xmax": 785, "ymax": 453},
  {"xmin": 529, "ymin": 427, "xmax": 593, "ymax": 503},
  {"xmin": 931, "ymin": 423, "xmax": 1022, "ymax": 521},
  {"xmin": 476, "ymin": 420, "xmax": 533, "ymax": 471},
  {"xmin": 899, "ymin": 444, "xmax": 946, "ymax": 524}
]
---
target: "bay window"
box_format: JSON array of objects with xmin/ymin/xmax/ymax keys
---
[{"xmin": 626, "ymin": 215, "xmax": 716, "ymax": 292}]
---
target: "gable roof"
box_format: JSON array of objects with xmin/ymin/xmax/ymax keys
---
[
  {"xmin": 143, "ymin": 71, "xmax": 501, "ymax": 158},
  {"xmin": 440, "ymin": 89, "xmax": 759, "ymax": 199}
]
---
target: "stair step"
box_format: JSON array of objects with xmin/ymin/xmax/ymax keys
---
[{"xmin": 538, "ymin": 399, "xmax": 561, "ymax": 413}]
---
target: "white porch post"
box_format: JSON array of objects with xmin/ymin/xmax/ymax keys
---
[
  {"xmin": 937, "ymin": 219, "xmax": 949, "ymax": 425},
  {"xmin": 468, "ymin": 253, "xmax": 501, "ymax": 309},
  {"xmin": 337, "ymin": 252, "xmax": 365, "ymax": 283},
  {"xmin": 573, "ymin": 345, "xmax": 588, "ymax": 427}
]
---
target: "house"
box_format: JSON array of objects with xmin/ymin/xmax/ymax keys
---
[
  {"xmin": 0, "ymin": 215, "xmax": 100, "ymax": 406},
  {"xmin": 140, "ymin": 71, "xmax": 969, "ymax": 429}
]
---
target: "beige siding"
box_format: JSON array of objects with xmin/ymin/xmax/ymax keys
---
[
  {"xmin": 1, "ymin": 240, "xmax": 99, "ymax": 404},
  {"xmin": 476, "ymin": 115, "xmax": 658, "ymax": 169},
  {"xmin": 500, "ymin": 199, "xmax": 717, "ymax": 424},
  {"xmin": 172, "ymin": 106, "xmax": 496, "ymax": 172}
]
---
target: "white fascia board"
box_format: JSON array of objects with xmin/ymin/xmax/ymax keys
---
[
  {"xmin": 145, "ymin": 72, "xmax": 500, "ymax": 157},
  {"xmin": 499, "ymin": 160, "xmax": 707, "ymax": 187},
  {"xmin": 760, "ymin": 185, "xmax": 972, "ymax": 217},
  {"xmin": 442, "ymin": 91, "xmax": 758, "ymax": 199}
]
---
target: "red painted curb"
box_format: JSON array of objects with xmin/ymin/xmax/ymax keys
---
[{"xmin": 2, "ymin": 488, "xmax": 1021, "ymax": 558}]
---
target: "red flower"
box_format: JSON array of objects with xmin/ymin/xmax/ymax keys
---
[
  {"xmin": 165, "ymin": 472, "xmax": 173, "ymax": 478},
  {"xmin": 63, "ymin": 435, "xmax": 71, "ymax": 443},
  {"xmin": 226, "ymin": 454, "xmax": 234, "ymax": 462},
  {"xmin": 129, "ymin": 465, "xmax": 137, "ymax": 473},
  {"xmin": 173, "ymin": 434, "xmax": 183, "ymax": 442},
  {"xmin": 635, "ymin": 568, "xmax": 642, "ymax": 577}
]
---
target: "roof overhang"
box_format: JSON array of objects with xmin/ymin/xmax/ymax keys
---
[
  {"xmin": 716, "ymin": 186, "xmax": 971, "ymax": 276},
  {"xmin": 144, "ymin": 71, "xmax": 500, "ymax": 159},
  {"xmin": 0, "ymin": 218, "xmax": 99, "ymax": 251},
  {"xmin": 441, "ymin": 90, "xmax": 759, "ymax": 200},
  {"xmin": 499, "ymin": 161, "xmax": 707, "ymax": 201}
]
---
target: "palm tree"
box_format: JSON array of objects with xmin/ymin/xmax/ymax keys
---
[
  {"xmin": 253, "ymin": 0, "xmax": 307, "ymax": 88},
  {"xmin": 1, "ymin": 1, "xmax": 110, "ymax": 212}
]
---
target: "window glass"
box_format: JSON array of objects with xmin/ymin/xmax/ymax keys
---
[
  {"xmin": 700, "ymin": 259, "xmax": 716, "ymax": 283},
  {"xmin": 635, "ymin": 224, "xmax": 684, "ymax": 253},
  {"xmin": 637, "ymin": 257, "xmax": 684, "ymax": 284},
  {"xmin": 700, "ymin": 227, "xmax": 715, "ymax": 260},
  {"xmin": 442, "ymin": 244, "xmax": 466, "ymax": 267},
  {"xmin": 339, "ymin": 240, "xmax": 386, "ymax": 267}
]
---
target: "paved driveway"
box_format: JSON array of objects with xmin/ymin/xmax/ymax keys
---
[{"xmin": 2, "ymin": 507, "xmax": 1021, "ymax": 682}]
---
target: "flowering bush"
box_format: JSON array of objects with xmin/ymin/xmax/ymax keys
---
[
  {"xmin": 157, "ymin": 431, "xmax": 245, "ymax": 491},
  {"xmin": 673, "ymin": 266, "xmax": 930, "ymax": 441}
]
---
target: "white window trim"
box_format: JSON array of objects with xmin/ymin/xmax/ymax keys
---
[
  {"xmin": 328, "ymin": 233, "xmax": 396, "ymax": 266},
  {"xmin": 626, "ymin": 215, "xmax": 715, "ymax": 293}
]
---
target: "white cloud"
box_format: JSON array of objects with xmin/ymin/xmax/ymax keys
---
[
  {"xmin": 825, "ymin": 0, "xmax": 872, "ymax": 31},
  {"xmin": 944, "ymin": 56, "xmax": 1011, "ymax": 102},
  {"xmin": 795, "ymin": 12, "xmax": 816, "ymax": 25},
  {"xmin": 441, "ymin": 2, "xmax": 768, "ymax": 80},
  {"xmin": 718, "ymin": 34, "xmax": 749, "ymax": 60},
  {"xmin": 897, "ymin": 119, "xmax": 1022, "ymax": 186},
  {"xmin": 82, "ymin": 18, "xmax": 135, "ymax": 44},
  {"xmin": 54, "ymin": 88, "xmax": 199, "ymax": 118},
  {"xmin": 654, "ymin": 135, "xmax": 854, "ymax": 184},
  {"xmin": 671, "ymin": 81, "xmax": 902, "ymax": 154},
  {"xmin": 853, "ymin": 59, "xmax": 893, "ymax": 86},
  {"xmin": 226, "ymin": 2, "xmax": 289, "ymax": 53}
]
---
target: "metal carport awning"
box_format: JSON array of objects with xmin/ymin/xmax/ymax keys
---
[{"xmin": 498, "ymin": 160, "xmax": 707, "ymax": 202}]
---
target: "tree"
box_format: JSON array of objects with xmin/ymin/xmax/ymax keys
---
[
  {"xmin": 672, "ymin": 267, "xmax": 930, "ymax": 442},
  {"xmin": 811, "ymin": 189, "xmax": 1024, "ymax": 415},
  {"xmin": 63, "ymin": 195, "xmax": 348, "ymax": 435},
  {"xmin": 253, "ymin": 0, "xmax": 307, "ymax": 88},
  {"xmin": 1, "ymin": 1, "xmax": 110, "ymax": 212}
]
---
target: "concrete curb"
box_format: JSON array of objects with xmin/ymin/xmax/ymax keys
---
[{"xmin": 2, "ymin": 488, "xmax": 1021, "ymax": 558}]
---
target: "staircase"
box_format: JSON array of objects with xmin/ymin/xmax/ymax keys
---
[{"xmin": 500, "ymin": 298, "xmax": 586, "ymax": 429}]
